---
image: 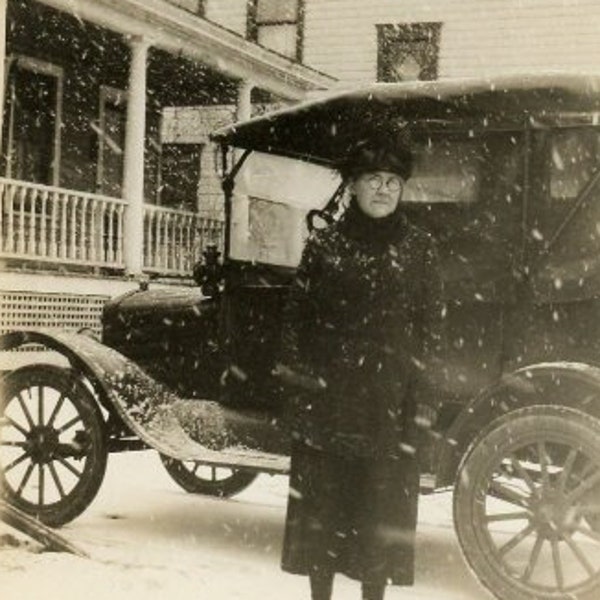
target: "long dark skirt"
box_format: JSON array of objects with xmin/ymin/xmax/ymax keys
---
[{"xmin": 281, "ymin": 442, "xmax": 420, "ymax": 585}]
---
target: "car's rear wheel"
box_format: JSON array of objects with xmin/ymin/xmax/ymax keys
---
[
  {"xmin": 0, "ymin": 364, "xmax": 107, "ymax": 527},
  {"xmin": 454, "ymin": 405, "xmax": 600, "ymax": 600},
  {"xmin": 160, "ymin": 454, "xmax": 258, "ymax": 497}
]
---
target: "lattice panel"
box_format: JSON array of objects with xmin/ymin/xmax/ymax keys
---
[{"xmin": 0, "ymin": 291, "xmax": 109, "ymax": 337}]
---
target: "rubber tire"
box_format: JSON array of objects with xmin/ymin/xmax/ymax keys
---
[
  {"xmin": 0, "ymin": 364, "xmax": 107, "ymax": 527},
  {"xmin": 160, "ymin": 454, "xmax": 258, "ymax": 497},
  {"xmin": 453, "ymin": 405, "xmax": 600, "ymax": 600}
]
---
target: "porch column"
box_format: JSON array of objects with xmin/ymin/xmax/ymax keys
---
[
  {"xmin": 236, "ymin": 79, "xmax": 253, "ymax": 122},
  {"xmin": 229, "ymin": 80, "xmax": 254, "ymax": 259},
  {"xmin": 0, "ymin": 0, "xmax": 7, "ymax": 152},
  {"xmin": 122, "ymin": 36, "xmax": 148, "ymax": 276}
]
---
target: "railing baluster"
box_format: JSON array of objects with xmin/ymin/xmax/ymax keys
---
[
  {"xmin": 168, "ymin": 213, "xmax": 176, "ymax": 270},
  {"xmin": 6, "ymin": 184, "xmax": 15, "ymax": 253},
  {"xmin": 39, "ymin": 190, "xmax": 48, "ymax": 257},
  {"xmin": 59, "ymin": 193, "xmax": 68, "ymax": 259},
  {"xmin": 165, "ymin": 213, "xmax": 172, "ymax": 270},
  {"xmin": 89, "ymin": 199, "xmax": 97, "ymax": 262},
  {"xmin": 49, "ymin": 190, "xmax": 58, "ymax": 258},
  {"xmin": 106, "ymin": 203, "xmax": 115, "ymax": 263},
  {"xmin": 27, "ymin": 187, "xmax": 37, "ymax": 255},
  {"xmin": 80, "ymin": 197, "xmax": 89, "ymax": 261},
  {"xmin": 165, "ymin": 212, "xmax": 172, "ymax": 270},
  {"xmin": 156, "ymin": 211, "xmax": 162, "ymax": 269},
  {"xmin": 69, "ymin": 194, "xmax": 77, "ymax": 259},
  {"xmin": 151, "ymin": 211, "xmax": 160, "ymax": 269},
  {"xmin": 144, "ymin": 209, "xmax": 153, "ymax": 269},
  {"xmin": 115, "ymin": 203, "xmax": 124, "ymax": 265},
  {"xmin": 176, "ymin": 214, "xmax": 184, "ymax": 272},
  {"xmin": 0, "ymin": 181, "xmax": 5, "ymax": 253},
  {"xmin": 17, "ymin": 186, "xmax": 26, "ymax": 254},
  {"xmin": 183, "ymin": 214, "xmax": 192, "ymax": 272},
  {"xmin": 156, "ymin": 212, "xmax": 167, "ymax": 269}
]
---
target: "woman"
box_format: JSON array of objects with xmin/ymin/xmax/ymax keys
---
[{"xmin": 274, "ymin": 134, "xmax": 444, "ymax": 600}]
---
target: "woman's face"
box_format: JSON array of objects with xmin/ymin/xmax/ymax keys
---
[{"xmin": 350, "ymin": 170, "xmax": 404, "ymax": 219}]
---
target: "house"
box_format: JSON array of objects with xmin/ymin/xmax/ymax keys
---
[
  {"xmin": 301, "ymin": 0, "xmax": 600, "ymax": 84},
  {"xmin": 0, "ymin": 0, "xmax": 334, "ymax": 337},
  {"xmin": 3, "ymin": 0, "xmax": 600, "ymax": 337}
]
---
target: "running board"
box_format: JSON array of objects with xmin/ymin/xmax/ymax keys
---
[
  {"xmin": 178, "ymin": 447, "xmax": 438, "ymax": 494},
  {"xmin": 173, "ymin": 447, "xmax": 291, "ymax": 475}
]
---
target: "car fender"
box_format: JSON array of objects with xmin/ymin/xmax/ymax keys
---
[
  {"xmin": 0, "ymin": 329, "xmax": 233, "ymax": 460},
  {"xmin": 435, "ymin": 361, "xmax": 600, "ymax": 487}
]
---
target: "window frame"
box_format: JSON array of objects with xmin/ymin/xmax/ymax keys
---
[
  {"xmin": 247, "ymin": 0, "xmax": 305, "ymax": 62},
  {"xmin": 376, "ymin": 22, "xmax": 442, "ymax": 82}
]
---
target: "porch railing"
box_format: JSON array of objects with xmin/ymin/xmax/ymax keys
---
[
  {"xmin": 0, "ymin": 178, "xmax": 126, "ymax": 268},
  {"xmin": 0, "ymin": 177, "xmax": 224, "ymax": 276},
  {"xmin": 143, "ymin": 204, "xmax": 223, "ymax": 275}
]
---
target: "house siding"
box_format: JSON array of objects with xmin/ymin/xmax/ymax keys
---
[
  {"xmin": 302, "ymin": 0, "xmax": 600, "ymax": 84},
  {"xmin": 204, "ymin": 0, "xmax": 248, "ymax": 36}
]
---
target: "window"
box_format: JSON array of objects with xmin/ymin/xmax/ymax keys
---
[
  {"xmin": 529, "ymin": 127, "xmax": 600, "ymax": 298},
  {"xmin": 2, "ymin": 55, "xmax": 63, "ymax": 186},
  {"xmin": 377, "ymin": 23, "xmax": 441, "ymax": 82},
  {"xmin": 247, "ymin": 0, "xmax": 304, "ymax": 61},
  {"xmin": 529, "ymin": 127, "xmax": 600, "ymax": 256},
  {"xmin": 549, "ymin": 128, "xmax": 600, "ymax": 201},
  {"xmin": 404, "ymin": 131, "xmax": 524, "ymax": 299}
]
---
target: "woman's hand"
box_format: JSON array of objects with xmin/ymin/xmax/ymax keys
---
[{"xmin": 272, "ymin": 363, "xmax": 327, "ymax": 392}]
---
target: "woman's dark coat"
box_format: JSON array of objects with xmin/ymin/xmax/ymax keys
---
[
  {"xmin": 279, "ymin": 201, "xmax": 444, "ymax": 585},
  {"xmin": 280, "ymin": 204, "xmax": 444, "ymax": 459}
]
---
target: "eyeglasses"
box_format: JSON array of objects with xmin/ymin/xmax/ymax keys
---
[{"xmin": 362, "ymin": 173, "xmax": 403, "ymax": 193}]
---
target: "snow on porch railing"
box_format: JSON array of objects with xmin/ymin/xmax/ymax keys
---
[
  {"xmin": 143, "ymin": 204, "xmax": 224, "ymax": 275},
  {"xmin": 0, "ymin": 177, "xmax": 125, "ymax": 267}
]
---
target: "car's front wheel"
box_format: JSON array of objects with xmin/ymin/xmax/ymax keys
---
[
  {"xmin": 0, "ymin": 364, "xmax": 107, "ymax": 527},
  {"xmin": 454, "ymin": 405, "xmax": 600, "ymax": 600}
]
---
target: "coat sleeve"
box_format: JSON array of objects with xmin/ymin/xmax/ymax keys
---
[{"xmin": 278, "ymin": 234, "xmax": 322, "ymax": 377}]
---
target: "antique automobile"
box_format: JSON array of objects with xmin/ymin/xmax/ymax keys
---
[{"xmin": 3, "ymin": 73, "xmax": 600, "ymax": 599}]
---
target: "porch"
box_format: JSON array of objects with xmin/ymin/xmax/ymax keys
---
[
  {"xmin": 0, "ymin": 177, "xmax": 224, "ymax": 277},
  {"xmin": 0, "ymin": 0, "xmax": 335, "ymax": 280},
  {"xmin": 0, "ymin": 0, "xmax": 334, "ymax": 340}
]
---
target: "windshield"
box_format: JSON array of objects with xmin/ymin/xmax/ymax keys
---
[{"xmin": 230, "ymin": 152, "xmax": 341, "ymax": 266}]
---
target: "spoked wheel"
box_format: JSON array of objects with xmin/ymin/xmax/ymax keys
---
[
  {"xmin": 0, "ymin": 364, "xmax": 107, "ymax": 527},
  {"xmin": 160, "ymin": 454, "xmax": 258, "ymax": 497},
  {"xmin": 454, "ymin": 405, "xmax": 600, "ymax": 600}
]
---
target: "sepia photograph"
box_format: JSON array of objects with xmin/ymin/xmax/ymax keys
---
[{"xmin": 2, "ymin": 1, "xmax": 600, "ymax": 599}]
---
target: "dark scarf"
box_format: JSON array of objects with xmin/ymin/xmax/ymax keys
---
[{"xmin": 338, "ymin": 196, "xmax": 407, "ymax": 248}]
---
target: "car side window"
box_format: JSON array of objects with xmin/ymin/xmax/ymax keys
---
[
  {"xmin": 402, "ymin": 131, "xmax": 524, "ymax": 301},
  {"xmin": 530, "ymin": 127, "xmax": 600, "ymax": 254},
  {"xmin": 550, "ymin": 127, "xmax": 600, "ymax": 201}
]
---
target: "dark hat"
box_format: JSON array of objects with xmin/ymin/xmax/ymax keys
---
[{"xmin": 337, "ymin": 129, "xmax": 413, "ymax": 181}]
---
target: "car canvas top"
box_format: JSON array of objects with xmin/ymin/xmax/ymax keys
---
[{"xmin": 211, "ymin": 72, "xmax": 600, "ymax": 165}]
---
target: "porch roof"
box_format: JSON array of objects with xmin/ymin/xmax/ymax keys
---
[{"xmin": 37, "ymin": 0, "xmax": 336, "ymax": 100}]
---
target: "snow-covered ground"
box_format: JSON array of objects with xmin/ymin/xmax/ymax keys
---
[{"xmin": 0, "ymin": 450, "xmax": 487, "ymax": 600}]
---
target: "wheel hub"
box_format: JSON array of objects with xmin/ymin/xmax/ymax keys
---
[
  {"xmin": 530, "ymin": 489, "xmax": 578, "ymax": 540},
  {"xmin": 26, "ymin": 425, "xmax": 59, "ymax": 464}
]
